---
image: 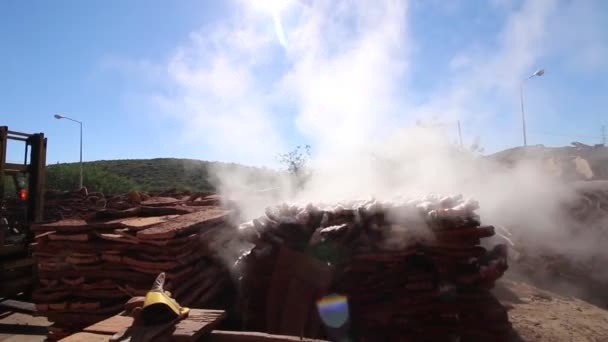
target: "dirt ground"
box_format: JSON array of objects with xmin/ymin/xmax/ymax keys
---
[{"xmin": 494, "ymin": 278, "xmax": 608, "ymax": 342}]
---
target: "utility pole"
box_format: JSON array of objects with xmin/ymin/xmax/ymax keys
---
[
  {"xmin": 520, "ymin": 84, "xmax": 527, "ymax": 147},
  {"xmin": 417, "ymin": 120, "xmax": 464, "ymax": 148},
  {"xmin": 602, "ymin": 125, "xmax": 606, "ymax": 146}
]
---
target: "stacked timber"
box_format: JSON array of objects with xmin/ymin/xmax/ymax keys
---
[
  {"xmin": 233, "ymin": 195, "xmax": 511, "ymax": 341},
  {"xmin": 31, "ymin": 199, "xmax": 230, "ymax": 340}
]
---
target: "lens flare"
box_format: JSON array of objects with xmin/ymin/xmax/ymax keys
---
[
  {"xmin": 247, "ymin": 0, "xmax": 291, "ymax": 48},
  {"xmin": 316, "ymin": 294, "xmax": 349, "ymax": 328}
]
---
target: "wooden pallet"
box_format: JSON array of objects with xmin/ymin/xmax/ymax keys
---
[
  {"xmin": 60, "ymin": 309, "xmax": 225, "ymax": 342},
  {"xmin": 60, "ymin": 309, "xmax": 328, "ymax": 342}
]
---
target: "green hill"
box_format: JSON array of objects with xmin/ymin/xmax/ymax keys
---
[{"xmin": 45, "ymin": 158, "xmax": 280, "ymax": 195}]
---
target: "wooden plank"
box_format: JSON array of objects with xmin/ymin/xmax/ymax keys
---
[
  {"xmin": 207, "ymin": 330, "xmax": 328, "ymax": 342},
  {"xmin": 141, "ymin": 197, "xmax": 184, "ymax": 207},
  {"xmin": 1, "ymin": 257, "xmax": 35, "ymax": 270},
  {"xmin": 31, "ymin": 219, "xmax": 90, "ymax": 233},
  {"xmin": 172, "ymin": 309, "xmax": 226, "ymax": 341},
  {"xmin": 85, "ymin": 221, "xmax": 128, "ymax": 230},
  {"xmin": 140, "ymin": 206, "xmax": 194, "ymax": 217},
  {"xmin": 94, "ymin": 207, "xmax": 142, "ymax": 220},
  {"xmin": 110, "ymin": 318, "xmax": 178, "ymax": 342},
  {"xmin": 137, "ymin": 209, "xmax": 228, "ymax": 240},
  {"xmin": 97, "ymin": 232, "xmax": 140, "ymax": 245},
  {"xmin": 84, "ymin": 314, "xmax": 133, "ymax": 335},
  {"xmin": 0, "ymin": 299, "xmax": 36, "ymax": 313},
  {"xmin": 4, "ymin": 162, "xmax": 28, "ymax": 172},
  {"xmin": 60, "ymin": 332, "xmax": 113, "ymax": 342},
  {"xmin": 0, "ymin": 244, "xmax": 27, "ymax": 257},
  {"xmin": 118, "ymin": 216, "xmax": 179, "ymax": 230},
  {"xmin": 81, "ymin": 309, "xmax": 226, "ymax": 341},
  {"xmin": 34, "ymin": 231, "xmax": 56, "ymax": 241},
  {"xmin": 48, "ymin": 233, "xmax": 90, "ymax": 241}
]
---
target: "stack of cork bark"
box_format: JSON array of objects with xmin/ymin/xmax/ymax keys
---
[
  {"xmin": 43, "ymin": 189, "xmax": 110, "ymax": 221},
  {"xmin": 44, "ymin": 189, "xmax": 219, "ymax": 221},
  {"xmin": 234, "ymin": 195, "xmax": 511, "ymax": 341},
  {"xmin": 31, "ymin": 197, "xmax": 229, "ymax": 340}
]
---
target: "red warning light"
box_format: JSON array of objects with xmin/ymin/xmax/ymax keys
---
[{"xmin": 19, "ymin": 189, "xmax": 27, "ymax": 202}]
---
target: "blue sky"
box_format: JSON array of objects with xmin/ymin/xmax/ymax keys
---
[{"xmin": 2, "ymin": 0, "xmax": 607, "ymax": 166}]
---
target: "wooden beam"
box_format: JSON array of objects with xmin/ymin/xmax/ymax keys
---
[
  {"xmin": 6, "ymin": 130, "xmax": 32, "ymax": 138},
  {"xmin": 0, "ymin": 127, "xmax": 7, "ymax": 200},
  {"xmin": 4, "ymin": 163, "xmax": 28, "ymax": 173},
  {"xmin": 1, "ymin": 257, "xmax": 35, "ymax": 270},
  {"xmin": 28, "ymin": 132, "xmax": 46, "ymax": 223},
  {"xmin": 0, "ymin": 244, "xmax": 26, "ymax": 257},
  {"xmin": 0, "ymin": 298, "xmax": 36, "ymax": 313}
]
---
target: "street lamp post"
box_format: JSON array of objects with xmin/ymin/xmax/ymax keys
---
[
  {"xmin": 520, "ymin": 69, "xmax": 545, "ymax": 147},
  {"xmin": 54, "ymin": 114, "xmax": 83, "ymax": 189}
]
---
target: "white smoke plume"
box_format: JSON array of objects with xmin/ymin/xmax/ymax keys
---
[{"xmin": 138, "ymin": 0, "xmax": 608, "ymax": 300}]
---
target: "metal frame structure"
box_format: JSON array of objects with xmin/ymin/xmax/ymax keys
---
[
  {"xmin": 1, "ymin": 126, "xmax": 47, "ymax": 298},
  {"xmin": 0, "ymin": 126, "xmax": 47, "ymax": 223}
]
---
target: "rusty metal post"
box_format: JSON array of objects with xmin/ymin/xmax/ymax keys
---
[
  {"xmin": 27, "ymin": 132, "xmax": 46, "ymax": 223},
  {"xmin": 0, "ymin": 127, "xmax": 7, "ymax": 201}
]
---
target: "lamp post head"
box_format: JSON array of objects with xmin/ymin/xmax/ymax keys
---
[
  {"xmin": 54, "ymin": 114, "xmax": 64, "ymax": 119},
  {"xmin": 533, "ymin": 69, "xmax": 545, "ymax": 77}
]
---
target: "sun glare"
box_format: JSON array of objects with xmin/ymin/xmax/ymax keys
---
[{"xmin": 249, "ymin": 0, "xmax": 292, "ymax": 14}]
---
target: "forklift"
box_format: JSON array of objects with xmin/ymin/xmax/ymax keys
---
[{"xmin": 0, "ymin": 126, "xmax": 46, "ymax": 299}]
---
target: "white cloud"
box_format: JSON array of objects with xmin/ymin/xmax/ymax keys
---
[
  {"xmin": 278, "ymin": 0, "xmax": 409, "ymax": 155},
  {"xmin": 147, "ymin": 0, "xmax": 410, "ymax": 165},
  {"xmin": 546, "ymin": 0, "xmax": 608, "ymax": 73},
  {"xmin": 133, "ymin": 0, "xmax": 606, "ymax": 163},
  {"xmin": 449, "ymin": 54, "xmax": 471, "ymax": 70},
  {"xmin": 150, "ymin": 9, "xmax": 283, "ymax": 166}
]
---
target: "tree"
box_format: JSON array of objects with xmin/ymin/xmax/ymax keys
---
[
  {"xmin": 468, "ymin": 136, "xmax": 485, "ymax": 155},
  {"xmin": 276, "ymin": 145, "xmax": 312, "ymax": 189}
]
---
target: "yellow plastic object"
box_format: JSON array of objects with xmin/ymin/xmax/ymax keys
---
[{"xmin": 141, "ymin": 291, "xmax": 190, "ymax": 325}]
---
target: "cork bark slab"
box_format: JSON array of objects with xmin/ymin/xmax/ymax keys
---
[
  {"xmin": 118, "ymin": 216, "xmax": 179, "ymax": 231},
  {"xmin": 32, "ymin": 219, "xmax": 90, "ymax": 233},
  {"xmin": 136, "ymin": 209, "xmax": 228, "ymax": 240},
  {"xmin": 140, "ymin": 197, "xmax": 184, "ymax": 207},
  {"xmin": 266, "ymin": 246, "xmax": 332, "ymax": 338}
]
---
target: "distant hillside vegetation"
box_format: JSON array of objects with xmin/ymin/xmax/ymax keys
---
[{"xmin": 46, "ymin": 158, "xmax": 279, "ymax": 195}]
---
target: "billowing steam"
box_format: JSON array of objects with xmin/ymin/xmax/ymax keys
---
[
  {"xmin": 145, "ymin": 0, "xmax": 608, "ymax": 301},
  {"xmin": 189, "ymin": 0, "xmax": 590, "ymax": 237}
]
